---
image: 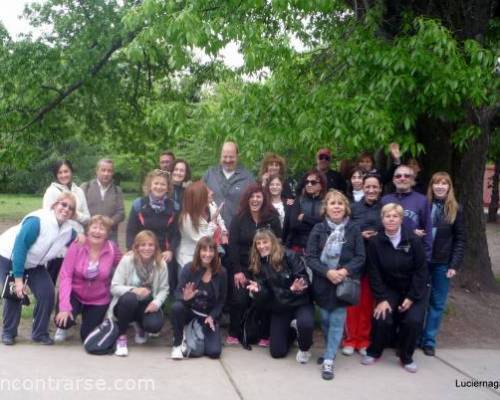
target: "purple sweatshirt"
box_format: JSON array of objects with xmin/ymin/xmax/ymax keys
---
[
  {"xmin": 58, "ymin": 241, "xmax": 122, "ymax": 312},
  {"xmin": 381, "ymin": 191, "xmax": 432, "ymax": 261}
]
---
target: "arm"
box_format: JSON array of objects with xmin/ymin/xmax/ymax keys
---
[
  {"xmin": 449, "ymin": 208, "xmax": 466, "ymax": 271},
  {"xmin": 58, "ymin": 242, "xmax": 80, "ymax": 312},
  {"xmin": 421, "ymin": 200, "xmax": 433, "ymax": 261},
  {"xmin": 111, "ymin": 241, "xmax": 123, "ymax": 268},
  {"xmin": 110, "ymin": 256, "xmax": 137, "ymax": 297},
  {"xmin": 11, "ymin": 217, "xmax": 40, "ymax": 278},
  {"xmin": 343, "ymin": 227, "xmax": 366, "ymax": 278},
  {"xmin": 407, "ymin": 238, "xmax": 429, "ymax": 301},
  {"xmin": 209, "ymin": 268, "xmax": 228, "ymax": 320},
  {"xmin": 305, "ymin": 225, "xmax": 330, "ymax": 277},
  {"xmin": 111, "ymin": 186, "xmax": 126, "ymax": 227},
  {"xmin": 74, "ymin": 187, "xmax": 91, "ymax": 226}
]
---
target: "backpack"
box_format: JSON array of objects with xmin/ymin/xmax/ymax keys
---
[
  {"xmin": 240, "ymin": 305, "xmax": 263, "ymax": 350},
  {"xmin": 183, "ymin": 319, "xmax": 205, "ymax": 358},
  {"xmin": 83, "ymin": 318, "xmax": 119, "ymax": 355}
]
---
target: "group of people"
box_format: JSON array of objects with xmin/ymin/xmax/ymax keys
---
[{"xmin": 0, "ymin": 141, "xmax": 465, "ymax": 381}]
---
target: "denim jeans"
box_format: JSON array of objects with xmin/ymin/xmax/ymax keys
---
[
  {"xmin": 422, "ymin": 263, "xmax": 450, "ymax": 348},
  {"xmin": 319, "ymin": 307, "xmax": 347, "ymax": 361}
]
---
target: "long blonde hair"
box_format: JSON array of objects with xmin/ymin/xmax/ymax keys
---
[
  {"xmin": 249, "ymin": 230, "xmax": 284, "ymax": 275},
  {"xmin": 427, "ymin": 172, "xmax": 458, "ymax": 224}
]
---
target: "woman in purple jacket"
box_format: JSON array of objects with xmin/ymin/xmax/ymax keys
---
[{"xmin": 54, "ymin": 215, "xmax": 122, "ymax": 342}]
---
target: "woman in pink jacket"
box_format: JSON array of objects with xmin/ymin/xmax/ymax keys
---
[{"xmin": 54, "ymin": 215, "xmax": 122, "ymax": 341}]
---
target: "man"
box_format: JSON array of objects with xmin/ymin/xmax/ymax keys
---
[
  {"xmin": 297, "ymin": 148, "xmax": 346, "ymax": 195},
  {"xmin": 159, "ymin": 151, "xmax": 175, "ymax": 173},
  {"xmin": 381, "ymin": 164, "xmax": 432, "ymax": 260},
  {"xmin": 81, "ymin": 159, "xmax": 125, "ymax": 242},
  {"xmin": 203, "ymin": 141, "xmax": 254, "ymax": 228}
]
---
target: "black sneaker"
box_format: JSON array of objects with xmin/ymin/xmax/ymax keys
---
[
  {"xmin": 2, "ymin": 336, "xmax": 15, "ymax": 346},
  {"xmin": 33, "ymin": 336, "xmax": 55, "ymax": 346},
  {"xmin": 321, "ymin": 360, "xmax": 335, "ymax": 380},
  {"xmin": 423, "ymin": 346, "xmax": 435, "ymax": 356}
]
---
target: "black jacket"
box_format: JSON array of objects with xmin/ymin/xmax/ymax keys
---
[
  {"xmin": 228, "ymin": 211, "xmax": 282, "ymax": 275},
  {"xmin": 367, "ymin": 227, "xmax": 428, "ymax": 303},
  {"xmin": 350, "ymin": 199, "xmax": 383, "ymax": 234},
  {"xmin": 252, "ymin": 250, "xmax": 311, "ymax": 312},
  {"xmin": 175, "ymin": 263, "xmax": 228, "ymax": 320},
  {"xmin": 306, "ymin": 219, "xmax": 365, "ymax": 310},
  {"xmin": 287, "ymin": 194, "xmax": 323, "ymax": 249},
  {"xmin": 431, "ymin": 204, "xmax": 466, "ymax": 270}
]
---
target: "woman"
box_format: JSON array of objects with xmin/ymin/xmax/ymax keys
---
[
  {"xmin": 342, "ymin": 173, "xmax": 383, "ymax": 356},
  {"xmin": 170, "ymin": 236, "xmax": 227, "ymax": 359},
  {"xmin": 55, "ymin": 215, "xmax": 122, "ymax": 342},
  {"xmin": 247, "ymin": 230, "xmax": 314, "ymax": 363},
  {"xmin": 227, "ymin": 183, "xmax": 282, "ymax": 345},
  {"xmin": 109, "ymin": 230, "xmax": 169, "ymax": 357},
  {"xmin": 287, "ymin": 170, "xmax": 327, "ymax": 253},
  {"xmin": 176, "ymin": 181, "xmax": 225, "ymax": 273},
  {"xmin": 0, "ymin": 192, "xmax": 80, "ymax": 345},
  {"xmin": 43, "ymin": 160, "xmax": 91, "ymax": 283},
  {"xmin": 421, "ymin": 172, "xmax": 465, "ymax": 356},
  {"xmin": 346, "ymin": 167, "xmax": 366, "ymax": 203},
  {"xmin": 171, "ymin": 159, "xmax": 192, "ymax": 212},
  {"xmin": 306, "ymin": 190, "xmax": 365, "ymax": 380},
  {"xmin": 126, "ymin": 169, "xmax": 180, "ymax": 290},
  {"xmin": 265, "ymin": 174, "xmax": 291, "ymax": 239},
  {"xmin": 258, "ymin": 153, "xmax": 295, "ymax": 201},
  {"xmin": 362, "ymin": 203, "xmax": 428, "ymax": 373}
]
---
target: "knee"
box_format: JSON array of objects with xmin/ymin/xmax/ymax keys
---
[
  {"xmin": 117, "ymin": 292, "xmax": 138, "ymax": 308},
  {"xmin": 206, "ymin": 349, "xmax": 221, "ymax": 359},
  {"xmin": 372, "ymin": 316, "xmax": 393, "ymax": 331},
  {"xmin": 171, "ymin": 301, "xmax": 186, "ymax": 316},
  {"xmin": 143, "ymin": 314, "xmax": 164, "ymax": 334}
]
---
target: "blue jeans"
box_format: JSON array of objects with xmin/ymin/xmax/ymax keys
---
[
  {"xmin": 422, "ymin": 263, "xmax": 450, "ymax": 348},
  {"xmin": 319, "ymin": 307, "xmax": 346, "ymax": 361}
]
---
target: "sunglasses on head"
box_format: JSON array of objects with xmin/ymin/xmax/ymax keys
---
[
  {"xmin": 58, "ymin": 201, "xmax": 75, "ymax": 212},
  {"xmin": 394, "ymin": 173, "xmax": 413, "ymax": 179},
  {"xmin": 318, "ymin": 154, "xmax": 331, "ymax": 161},
  {"xmin": 306, "ymin": 179, "xmax": 320, "ymax": 186}
]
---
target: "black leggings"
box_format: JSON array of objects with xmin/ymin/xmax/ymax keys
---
[
  {"xmin": 269, "ymin": 304, "xmax": 315, "ymax": 358},
  {"xmin": 113, "ymin": 292, "xmax": 164, "ymax": 335}
]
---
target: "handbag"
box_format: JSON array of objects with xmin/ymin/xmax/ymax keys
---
[
  {"xmin": 1, "ymin": 272, "xmax": 30, "ymax": 306},
  {"xmin": 336, "ymin": 277, "xmax": 360, "ymax": 306}
]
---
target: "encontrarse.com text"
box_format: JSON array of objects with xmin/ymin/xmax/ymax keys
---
[{"xmin": 0, "ymin": 377, "xmax": 155, "ymax": 392}]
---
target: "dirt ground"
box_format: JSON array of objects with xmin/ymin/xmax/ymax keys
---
[{"xmin": 1, "ymin": 219, "xmax": 499, "ymax": 349}]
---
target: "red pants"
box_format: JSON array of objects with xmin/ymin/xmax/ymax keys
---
[{"xmin": 342, "ymin": 275, "xmax": 373, "ymax": 349}]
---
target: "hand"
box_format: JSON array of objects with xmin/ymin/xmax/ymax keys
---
[
  {"xmin": 414, "ymin": 229, "xmax": 425, "ymax": 237},
  {"xmin": 326, "ymin": 269, "xmax": 346, "ymax": 285},
  {"xmin": 233, "ymin": 272, "xmax": 248, "ymax": 289},
  {"xmin": 261, "ymin": 173, "xmax": 270, "ymax": 186},
  {"xmin": 162, "ymin": 251, "xmax": 173, "ymax": 263},
  {"xmin": 145, "ymin": 302, "xmax": 159, "ymax": 313},
  {"xmin": 246, "ymin": 280, "xmax": 260, "ymax": 293},
  {"xmin": 361, "ymin": 230, "xmax": 377, "ymax": 239},
  {"xmin": 204, "ymin": 316, "xmax": 215, "ymax": 331},
  {"xmin": 446, "ymin": 269, "xmax": 456, "ymax": 279},
  {"xmin": 297, "ymin": 213, "xmax": 304, "ymax": 221},
  {"xmin": 182, "ymin": 282, "xmax": 198, "ymax": 301},
  {"xmin": 286, "ymin": 198, "xmax": 295, "ymax": 206},
  {"xmin": 75, "ymin": 233, "xmax": 86, "ymax": 245},
  {"xmin": 55, "ymin": 311, "xmax": 74, "ymax": 328},
  {"xmin": 373, "ymin": 300, "xmax": 392, "ymax": 320},
  {"xmin": 14, "ymin": 278, "xmax": 27, "ymax": 299},
  {"xmin": 389, "ymin": 142, "xmax": 401, "ymax": 162},
  {"xmin": 290, "ymin": 278, "xmax": 307, "ymax": 292},
  {"xmin": 398, "ymin": 298, "xmax": 413, "ymax": 313},
  {"xmin": 221, "ymin": 231, "xmax": 229, "ymax": 245},
  {"xmin": 132, "ymin": 287, "xmax": 152, "ymax": 300}
]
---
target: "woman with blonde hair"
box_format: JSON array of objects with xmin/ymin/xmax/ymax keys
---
[
  {"xmin": 109, "ymin": 230, "xmax": 169, "ymax": 356},
  {"xmin": 421, "ymin": 172, "xmax": 465, "ymax": 356},
  {"xmin": 247, "ymin": 229, "xmax": 313, "ymax": 363}
]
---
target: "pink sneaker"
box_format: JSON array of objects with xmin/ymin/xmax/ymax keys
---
[
  {"xmin": 258, "ymin": 338, "xmax": 270, "ymax": 347},
  {"xmin": 225, "ymin": 336, "xmax": 240, "ymax": 345}
]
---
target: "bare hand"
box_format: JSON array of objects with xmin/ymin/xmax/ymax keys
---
[
  {"xmin": 133, "ymin": 287, "xmax": 152, "ymax": 300},
  {"xmin": 14, "ymin": 278, "xmax": 27, "ymax": 299},
  {"xmin": 221, "ymin": 231, "xmax": 229, "ymax": 245},
  {"xmin": 286, "ymin": 198, "xmax": 295, "ymax": 206},
  {"xmin": 414, "ymin": 229, "xmax": 425, "ymax": 237},
  {"xmin": 204, "ymin": 316, "xmax": 215, "ymax": 331},
  {"xmin": 326, "ymin": 269, "xmax": 346, "ymax": 285},
  {"xmin": 361, "ymin": 230, "xmax": 377, "ymax": 239},
  {"xmin": 261, "ymin": 173, "xmax": 270, "ymax": 186},
  {"xmin": 145, "ymin": 302, "xmax": 159, "ymax": 313},
  {"xmin": 246, "ymin": 280, "xmax": 260, "ymax": 293},
  {"xmin": 290, "ymin": 278, "xmax": 307, "ymax": 292},
  {"xmin": 398, "ymin": 298, "xmax": 413, "ymax": 313},
  {"xmin": 162, "ymin": 251, "xmax": 173, "ymax": 263},
  {"xmin": 374, "ymin": 300, "xmax": 392, "ymax": 320},
  {"xmin": 75, "ymin": 233, "xmax": 86, "ymax": 245},
  {"xmin": 233, "ymin": 272, "xmax": 248, "ymax": 289},
  {"xmin": 389, "ymin": 142, "xmax": 401, "ymax": 161},
  {"xmin": 182, "ymin": 282, "xmax": 198, "ymax": 301},
  {"xmin": 298, "ymin": 213, "xmax": 304, "ymax": 221},
  {"xmin": 446, "ymin": 269, "xmax": 456, "ymax": 279},
  {"xmin": 55, "ymin": 311, "xmax": 74, "ymax": 328}
]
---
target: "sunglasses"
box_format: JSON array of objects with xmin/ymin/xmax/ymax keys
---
[
  {"xmin": 394, "ymin": 173, "xmax": 413, "ymax": 179},
  {"xmin": 306, "ymin": 180, "xmax": 320, "ymax": 186},
  {"xmin": 58, "ymin": 201, "xmax": 75, "ymax": 212},
  {"xmin": 318, "ymin": 155, "xmax": 331, "ymax": 161}
]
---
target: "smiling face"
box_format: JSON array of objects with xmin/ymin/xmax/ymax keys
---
[
  {"xmin": 87, "ymin": 221, "xmax": 109, "ymax": 246},
  {"xmin": 363, "ymin": 177, "xmax": 382, "ymax": 204},
  {"xmin": 382, "ymin": 209, "xmax": 403, "ymax": 234},
  {"xmin": 351, "ymin": 171, "xmax": 364, "ymax": 191},
  {"xmin": 305, "ymin": 174, "xmax": 322, "ymax": 196},
  {"xmin": 96, "ymin": 161, "xmax": 114, "ymax": 186},
  {"xmin": 268, "ymin": 176, "xmax": 283, "ymax": 197},
  {"xmin": 255, "ymin": 238, "xmax": 272, "ymax": 257},
  {"xmin": 266, "ymin": 161, "xmax": 281, "ymax": 176},
  {"xmin": 199, "ymin": 246, "xmax": 215, "ymax": 267},
  {"xmin": 393, "ymin": 166, "xmax": 415, "ymax": 193},
  {"xmin": 432, "ymin": 179, "xmax": 450, "ymax": 200},
  {"xmin": 150, "ymin": 176, "xmax": 169, "ymax": 199},
  {"xmin": 137, "ymin": 238, "xmax": 156, "ymax": 263},
  {"xmin": 325, "ymin": 197, "xmax": 347, "ymax": 223},
  {"xmin": 172, "ymin": 162, "xmax": 187, "ymax": 184},
  {"xmin": 52, "ymin": 197, "xmax": 76, "ymax": 224},
  {"xmin": 57, "ymin": 164, "xmax": 73, "ymax": 186},
  {"xmin": 249, "ymin": 192, "xmax": 264, "ymax": 213}
]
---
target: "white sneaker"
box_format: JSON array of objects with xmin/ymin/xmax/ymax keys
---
[
  {"xmin": 134, "ymin": 327, "xmax": 148, "ymax": 345},
  {"xmin": 296, "ymin": 350, "xmax": 311, "ymax": 364},
  {"xmin": 358, "ymin": 347, "xmax": 367, "ymax": 356},
  {"xmin": 54, "ymin": 328, "xmax": 67, "ymax": 343},
  {"xmin": 114, "ymin": 337, "xmax": 128, "ymax": 357},
  {"xmin": 342, "ymin": 346, "xmax": 354, "ymax": 356},
  {"xmin": 403, "ymin": 361, "xmax": 418, "ymax": 373},
  {"xmin": 171, "ymin": 345, "xmax": 184, "ymax": 360}
]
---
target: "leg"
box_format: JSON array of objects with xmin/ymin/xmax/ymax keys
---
[
  {"xmin": 171, "ymin": 301, "xmax": 192, "ymax": 346},
  {"xmin": 28, "ymin": 266, "xmax": 55, "ymax": 341},
  {"xmin": 113, "ymin": 292, "xmax": 140, "ymax": 335},
  {"xmin": 269, "ymin": 311, "xmax": 294, "ymax": 358},
  {"xmin": 228, "ymin": 284, "xmax": 251, "ymax": 338},
  {"xmin": 295, "ymin": 304, "xmax": 315, "ymax": 352},
  {"xmin": 80, "ymin": 303, "xmax": 109, "ymax": 341},
  {"xmin": 141, "ymin": 307, "xmax": 165, "ymax": 334},
  {"xmin": 203, "ymin": 321, "xmax": 222, "ymax": 359},
  {"xmin": 398, "ymin": 298, "xmax": 426, "ymax": 365},
  {"xmin": 55, "ymin": 292, "xmax": 83, "ymax": 330},
  {"xmin": 366, "ymin": 290, "xmax": 399, "ymax": 359},
  {"xmin": 47, "ymin": 258, "xmax": 63, "ymax": 285},
  {"xmin": 357, "ymin": 276, "xmax": 374, "ymax": 350},
  {"xmin": 320, "ymin": 307, "xmax": 347, "ymax": 361},
  {"xmin": 0, "ymin": 257, "xmax": 22, "ymax": 341}
]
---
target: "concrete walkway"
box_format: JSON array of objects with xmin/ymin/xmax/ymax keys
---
[{"xmin": 0, "ymin": 344, "xmax": 498, "ymax": 399}]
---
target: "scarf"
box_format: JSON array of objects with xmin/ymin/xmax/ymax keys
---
[
  {"xmin": 134, "ymin": 259, "xmax": 155, "ymax": 289},
  {"xmin": 320, "ymin": 217, "xmax": 349, "ymax": 268},
  {"xmin": 431, "ymin": 200, "xmax": 445, "ymax": 241},
  {"xmin": 149, "ymin": 195, "xmax": 166, "ymax": 213}
]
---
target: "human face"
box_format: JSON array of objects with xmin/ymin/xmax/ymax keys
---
[
  {"xmin": 96, "ymin": 162, "xmax": 113, "ymax": 186},
  {"xmin": 358, "ymin": 157, "xmax": 373, "ymax": 173},
  {"xmin": 150, "ymin": 176, "xmax": 168, "ymax": 199},
  {"xmin": 269, "ymin": 177, "xmax": 283, "ymax": 197},
  {"xmin": 305, "ymin": 174, "xmax": 321, "ymax": 196},
  {"xmin": 220, "ymin": 143, "xmax": 238, "ymax": 172},
  {"xmin": 172, "ymin": 162, "xmax": 186, "ymax": 185},
  {"xmin": 53, "ymin": 199, "xmax": 75, "ymax": 224},
  {"xmin": 382, "ymin": 210, "xmax": 402, "ymax": 234},
  {"xmin": 256, "ymin": 238, "xmax": 272, "ymax": 257},
  {"xmin": 363, "ymin": 177, "xmax": 382, "ymax": 204},
  {"xmin": 432, "ymin": 179, "xmax": 450, "ymax": 200},
  {"xmin": 57, "ymin": 164, "xmax": 72, "ymax": 186},
  {"xmin": 159, "ymin": 155, "xmax": 174, "ymax": 172},
  {"xmin": 316, "ymin": 152, "xmax": 331, "ymax": 172},
  {"xmin": 137, "ymin": 239, "xmax": 156, "ymax": 262},
  {"xmin": 199, "ymin": 246, "xmax": 215, "ymax": 267},
  {"xmin": 87, "ymin": 222, "xmax": 108, "ymax": 246},
  {"xmin": 351, "ymin": 171, "xmax": 364, "ymax": 191},
  {"xmin": 266, "ymin": 161, "xmax": 281, "ymax": 176},
  {"xmin": 325, "ymin": 197, "xmax": 347, "ymax": 223},
  {"xmin": 393, "ymin": 167, "xmax": 414, "ymax": 193},
  {"xmin": 249, "ymin": 192, "xmax": 264, "ymax": 213}
]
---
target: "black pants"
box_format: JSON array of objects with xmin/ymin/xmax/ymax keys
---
[
  {"xmin": 269, "ymin": 304, "xmax": 315, "ymax": 358},
  {"xmin": 47, "ymin": 258, "xmax": 64, "ymax": 285},
  {"xmin": 55, "ymin": 292, "xmax": 108, "ymax": 341},
  {"xmin": 170, "ymin": 301, "xmax": 222, "ymax": 359},
  {"xmin": 113, "ymin": 292, "xmax": 164, "ymax": 335},
  {"xmin": 367, "ymin": 289, "xmax": 426, "ymax": 364}
]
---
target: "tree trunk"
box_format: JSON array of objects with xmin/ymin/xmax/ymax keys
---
[{"xmin": 487, "ymin": 160, "xmax": 499, "ymax": 222}]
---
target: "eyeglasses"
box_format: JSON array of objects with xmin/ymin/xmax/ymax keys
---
[
  {"xmin": 306, "ymin": 180, "xmax": 320, "ymax": 186},
  {"xmin": 394, "ymin": 173, "xmax": 413, "ymax": 179},
  {"xmin": 58, "ymin": 201, "xmax": 75, "ymax": 212},
  {"xmin": 318, "ymin": 155, "xmax": 331, "ymax": 161}
]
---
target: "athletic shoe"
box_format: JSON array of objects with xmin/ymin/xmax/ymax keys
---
[
  {"xmin": 423, "ymin": 346, "xmax": 435, "ymax": 356},
  {"xmin": 403, "ymin": 361, "xmax": 418, "ymax": 373},
  {"xmin": 114, "ymin": 336, "xmax": 128, "ymax": 357},
  {"xmin": 225, "ymin": 336, "xmax": 240, "ymax": 345},
  {"xmin": 321, "ymin": 360, "xmax": 335, "ymax": 380},
  {"xmin": 134, "ymin": 326, "xmax": 148, "ymax": 345},
  {"xmin": 54, "ymin": 328, "xmax": 68, "ymax": 343},
  {"xmin": 33, "ymin": 336, "xmax": 54, "ymax": 345},
  {"xmin": 171, "ymin": 345, "xmax": 184, "ymax": 360},
  {"xmin": 258, "ymin": 338, "xmax": 270, "ymax": 347},
  {"xmin": 2, "ymin": 335, "xmax": 15, "ymax": 346},
  {"xmin": 341, "ymin": 346, "xmax": 354, "ymax": 356},
  {"xmin": 316, "ymin": 356, "xmax": 324, "ymax": 365},
  {"xmin": 296, "ymin": 350, "xmax": 311, "ymax": 364},
  {"xmin": 358, "ymin": 347, "xmax": 367, "ymax": 356},
  {"xmin": 361, "ymin": 355, "xmax": 377, "ymax": 365}
]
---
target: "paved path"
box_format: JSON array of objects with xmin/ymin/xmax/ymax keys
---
[{"xmin": 0, "ymin": 344, "xmax": 498, "ymax": 399}]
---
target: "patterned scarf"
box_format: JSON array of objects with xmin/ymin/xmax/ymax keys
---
[
  {"xmin": 320, "ymin": 217, "xmax": 349, "ymax": 268},
  {"xmin": 431, "ymin": 200, "xmax": 445, "ymax": 240},
  {"xmin": 149, "ymin": 195, "xmax": 166, "ymax": 213},
  {"xmin": 134, "ymin": 260, "xmax": 155, "ymax": 289}
]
